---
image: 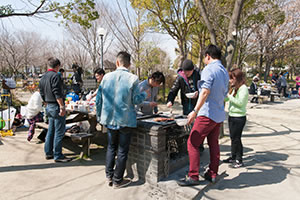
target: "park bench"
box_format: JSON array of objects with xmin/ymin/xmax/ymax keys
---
[
  {"xmin": 35, "ymin": 122, "xmax": 94, "ymax": 159},
  {"xmin": 250, "ymin": 94, "xmax": 265, "ymax": 104},
  {"xmin": 270, "ymin": 92, "xmax": 281, "ymax": 102}
]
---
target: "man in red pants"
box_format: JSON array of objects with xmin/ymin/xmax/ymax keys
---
[{"xmin": 177, "ymin": 45, "xmax": 229, "ymax": 186}]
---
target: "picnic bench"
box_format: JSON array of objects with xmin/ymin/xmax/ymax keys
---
[
  {"xmin": 270, "ymin": 92, "xmax": 281, "ymax": 102},
  {"xmin": 36, "ymin": 122, "xmax": 94, "ymax": 159},
  {"xmin": 35, "ymin": 110, "xmax": 97, "ymax": 159},
  {"xmin": 250, "ymin": 94, "xmax": 265, "ymax": 104}
]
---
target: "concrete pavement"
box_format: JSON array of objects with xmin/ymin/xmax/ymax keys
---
[
  {"xmin": 1, "ymin": 92, "xmax": 300, "ymax": 200},
  {"xmin": 156, "ymin": 98, "xmax": 300, "ymax": 200}
]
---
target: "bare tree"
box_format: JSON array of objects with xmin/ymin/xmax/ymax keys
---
[
  {"xmin": 0, "ymin": 28, "xmax": 25, "ymax": 76},
  {"xmin": 103, "ymin": 0, "xmax": 148, "ymax": 77},
  {"xmin": 68, "ymin": 41, "xmax": 90, "ymax": 71},
  {"xmin": 249, "ymin": 0, "xmax": 300, "ymax": 81},
  {"xmin": 16, "ymin": 31, "xmax": 46, "ymax": 75},
  {"xmin": 66, "ymin": 3, "xmax": 113, "ymax": 72}
]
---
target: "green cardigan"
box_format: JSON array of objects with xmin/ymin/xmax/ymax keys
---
[{"xmin": 225, "ymin": 84, "xmax": 249, "ymax": 117}]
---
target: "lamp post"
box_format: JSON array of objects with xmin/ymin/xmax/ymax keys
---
[{"xmin": 97, "ymin": 27, "xmax": 106, "ymax": 70}]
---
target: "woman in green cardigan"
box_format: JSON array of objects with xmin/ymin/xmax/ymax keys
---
[{"xmin": 224, "ymin": 68, "xmax": 249, "ymax": 168}]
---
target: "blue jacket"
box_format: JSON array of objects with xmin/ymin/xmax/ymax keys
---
[{"xmin": 96, "ymin": 67, "xmax": 147, "ymax": 128}]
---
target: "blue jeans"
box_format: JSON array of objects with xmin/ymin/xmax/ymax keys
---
[
  {"xmin": 106, "ymin": 127, "xmax": 132, "ymax": 184},
  {"xmin": 45, "ymin": 103, "xmax": 66, "ymax": 160}
]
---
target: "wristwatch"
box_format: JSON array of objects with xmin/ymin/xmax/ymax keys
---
[{"xmin": 193, "ymin": 109, "xmax": 198, "ymax": 114}]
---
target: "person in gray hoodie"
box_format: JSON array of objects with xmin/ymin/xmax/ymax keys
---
[{"xmin": 137, "ymin": 71, "xmax": 165, "ymax": 115}]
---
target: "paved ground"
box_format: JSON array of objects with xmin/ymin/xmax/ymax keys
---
[{"xmin": 1, "ymin": 91, "xmax": 300, "ymax": 200}]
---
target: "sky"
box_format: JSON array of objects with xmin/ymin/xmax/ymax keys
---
[{"xmin": 1, "ymin": 0, "xmax": 178, "ymax": 63}]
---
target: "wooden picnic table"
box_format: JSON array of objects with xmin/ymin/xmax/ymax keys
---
[
  {"xmin": 35, "ymin": 108, "xmax": 98, "ymax": 158},
  {"xmin": 66, "ymin": 108, "xmax": 97, "ymax": 133}
]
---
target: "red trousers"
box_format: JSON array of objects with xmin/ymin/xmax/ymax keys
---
[{"xmin": 188, "ymin": 116, "xmax": 221, "ymax": 180}]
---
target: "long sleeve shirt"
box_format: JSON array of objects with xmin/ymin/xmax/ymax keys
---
[
  {"xmin": 225, "ymin": 84, "xmax": 249, "ymax": 117},
  {"xmin": 39, "ymin": 70, "xmax": 64, "ymax": 103},
  {"xmin": 137, "ymin": 79, "xmax": 158, "ymax": 115},
  {"xmin": 96, "ymin": 67, "xmax": 147, "ymax": 128},
  {"xmin": 197, "ymin": 60, "xmax": 229, "ymax": 123}
]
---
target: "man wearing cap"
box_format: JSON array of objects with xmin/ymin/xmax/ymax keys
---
[{"xmin": 167, "ymin": 59, "xmax": 201, "ymax": 115}]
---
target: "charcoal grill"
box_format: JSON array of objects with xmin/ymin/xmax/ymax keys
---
[{"xmin": 126, "ymin": 113, "xmax": 190, "ymax": 184}]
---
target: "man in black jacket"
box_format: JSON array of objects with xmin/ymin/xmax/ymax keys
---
[
  {"xmin": 167, "ymin": 59, "xmax": 201, "ymax": 115},
  {"xmin": 167, "ymin": 59, "xmax": 204, "ymax": 152},
  {"xmin": 39, "ymin": 57, "xmax": 71, "ymax": 163},
  {"xmin": 71, "ymin": 63, "xmax": 83, "ymax": 96}
]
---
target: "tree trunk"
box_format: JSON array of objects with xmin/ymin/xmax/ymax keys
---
[
  {"xmin": 264, "ymin": 60, "xmax": 271, "ymax": 82},
  {"xmin": 196, "ymin": 51, "xmax": 203, "ymax": 70},
  {"xmin": 196, "ymin": 0, "xmax": 217, "ymax": 45},
  {"xmin": 225, "ymin": 0, "xmax": 245, "ymax": 70},
  {"xmin": 178, "ymin": 40, "xmax": 187, "ymax": 68},
  {"xmin": 259, "ymin": 49, "xmax": 263, "ymax": 75}
]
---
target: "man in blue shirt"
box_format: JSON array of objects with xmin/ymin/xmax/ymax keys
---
[
  {"xmin": 177, "ymin": 45, "xmax": 229, "ymax": 186},
  {"xmin": 96, "ymin": 52, "xmax": 147, "ymax": 188}
]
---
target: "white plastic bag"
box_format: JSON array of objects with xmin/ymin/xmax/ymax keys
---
[
  {"xmin": 77, "ymin": 121, "xmax": 90, "ymax": 132},
  {"xmin": 1, "ymin": 107, "xmax": 16, "ymax": 130},
  {"xmin": 26, "ymin": 92, "xmax": 43, "ymax": 119}
]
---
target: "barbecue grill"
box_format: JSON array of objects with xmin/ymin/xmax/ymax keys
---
[{"xmin": 127, "ymin": 113, "xmax": 190, "ymax": 184}]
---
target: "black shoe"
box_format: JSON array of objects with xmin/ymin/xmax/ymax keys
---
[
  {"xmin": 36, "ymin": 140, "xmax": 45, "ymax": 144},
  {"xmin": 54, "ymin": 156, "xmax": 72, "ymax": 163},
  {"xmin": 203, "ymin": 171, "xmax": 217, "ymax": 183},
  {"xmin": 113, "ymin": 178, "xmax": 132, "ymax": 189},
  {"xmin": 177, "ymin": 176, "xmax": 200, "ymax": 186},
  {"xmin": 107, "ymin": 178, "xmax": 113, "ymax": 187},
  {"xmin": 223, "ymin": 157, "xmax": 234, "ymax": 163},
  {"xmin": 230, "ymin": 160, "xmax": 244, "ymax": 168},
  {"xmin": 45, "ymin": 155, "xmax": 54, "ymax": 160}
]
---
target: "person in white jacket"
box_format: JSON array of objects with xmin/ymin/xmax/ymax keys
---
[{"xmin": 26, "ymin": 91, "xmax": 45, "ymax": 142}]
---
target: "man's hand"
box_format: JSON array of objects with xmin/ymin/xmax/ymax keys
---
[
  {"xmin": 149, "ymin": 102, "xmax": 158, "ymax": 107},
  {"xmin": 167, "ymin": 101, "xmax": 173, "ymax": 108},
  {"xmin": 187, "ymin": 111, "xmax": 197, "ymax": 125},
  {"xmin": 59, "ymin": 108, "xmax": 66, "ymax": 116},
  {"xmin": 192, "ymin": 91, "xmax": 199, "ymax": 99}
]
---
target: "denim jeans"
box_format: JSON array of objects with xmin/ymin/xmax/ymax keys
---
[
  {"xmin": 44, "ymin": 103, "xmax": 66, "ymax": 160},
  {"xmin": 106, "ymin": 127, "xmax": 132, "ymax": 184}
]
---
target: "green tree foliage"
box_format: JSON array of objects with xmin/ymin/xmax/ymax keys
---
[
  {"xmin": 130, "ymin": 0, "xmax": 199, "ymax": 68},
  {"xmin": 0, "ymin": 0, "xmax": 99, "ymax": 28}
]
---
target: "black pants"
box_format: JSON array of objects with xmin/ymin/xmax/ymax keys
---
[
  {"xmin": 279, "ymin": 86, "xmax": 287, "ymax": 97},
  {"xmin": 228, "ymin": 116, "xmax": 246, "ymax": 162},
  {"xmin": 72, "ymin": 84, "xmax": 81, "ymax": 95},
  {"xmin": 250, "ymin": 96, "xmax": 258, "ymax": 103}
]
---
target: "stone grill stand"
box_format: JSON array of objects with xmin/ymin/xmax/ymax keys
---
[{"xmin": 126, "ymin": 118, "xmax": 189, "ymax": 184}]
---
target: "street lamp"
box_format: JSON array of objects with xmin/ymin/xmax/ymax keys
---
[{"xmin": 97, "ymin": 27, "xmax": 106, "ymax": 70}]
